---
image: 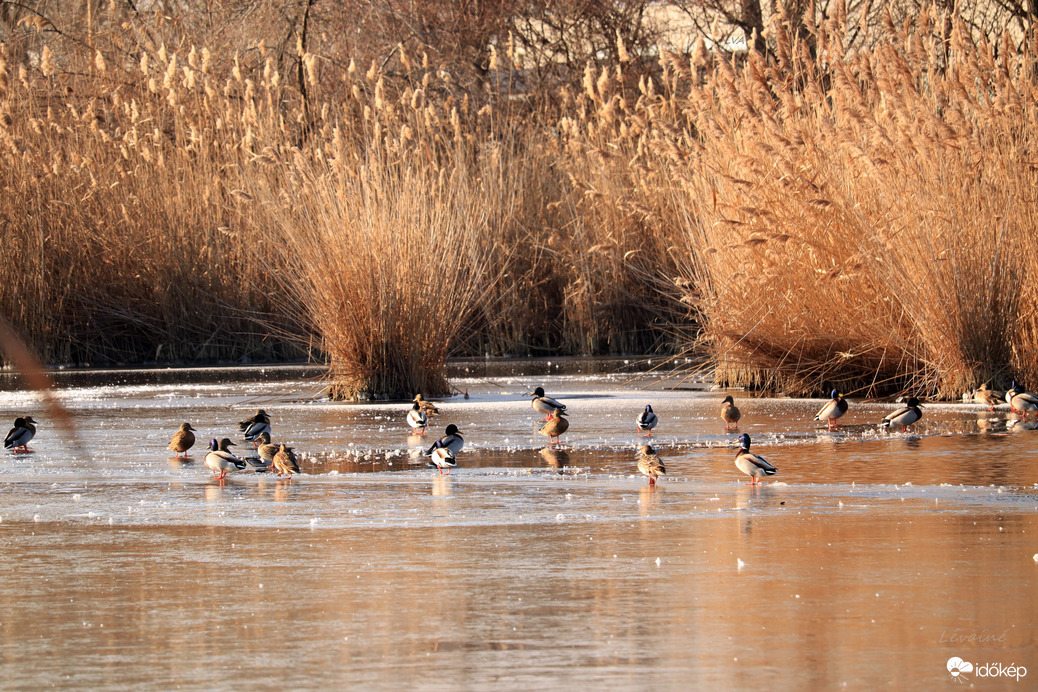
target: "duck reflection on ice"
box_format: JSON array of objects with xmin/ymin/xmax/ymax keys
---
[
  {"xmin": 166, "ymin": 455, "xmax": 194, "ymax": 471},
  {"xmin": 637, "ymin": 485, "xmax": 660, "ymax": 516},
  {"xmin": 734, "ymin": 483, "xmax": 783, "ymax": 536},
  {"xmin": 431, "ymin": 475, "xmax": 452, "ymax": 497},
  {"xmin": 539, "ymin": 446, "xmax": 569, "ymax": 472},
  {"xmin": 274, "ymin": 479, "xmax": 294, "ymax": 502}
]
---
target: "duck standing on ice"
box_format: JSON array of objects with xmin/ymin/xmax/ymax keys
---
[
  {"xmin": 734, "ymin": 433, "xmax": 777, "ymax": 486},
  {"xmin": 720, "ymin": 396, "xmax": 741, "ymax": 431},
  {"xmin": 425, "ymin": 424, "xmax": 464, "ymax": 456},
  {"xmin": 407, "ymin": 401, "xmax": 429, "ymax": 436},
  {"xmin": 413, "ymin": 394, "xmax": 439, "ymax": 417},
  {"xmin": 1006, "ymin": 382, "xmax": 1038, "ymax": 418},
  {"xmin": 530, "ymin": 387, "xmax": 567, "ymax": 421},
  {"xmin": 879, "ymin": 397, "xmax": 922, "ymax": 432},
  {"xmin": 204, "ymin": 438, "xmax": 247, "ymax": 481},
  {"xmin": 427, "ymin": 446, "xmax": 457, "ymax": 475},
  {"xmin": 5, "ymin": 416, "xmax": 38, "ymax": 453},
  {"xmin": 539, "ymin": 409, "xmax": 569, "ymax": 445},
  {"xmin": 636, "ymin": 405, "xmax": 658, "ymax": 437},
  {"xmin": 239, "ymin": 409, "xmax": 271, "ymax": 444},
  {"xmin": 813, "ymin": 390, "xmax": 848, "ymax": 430},
  {"xmin": 637, "ymin": 444, "xmax": 666, "ymax": 486},
  {"xmin": 167, "ymin": 422, "xmax": 197, "ymax": 457}
]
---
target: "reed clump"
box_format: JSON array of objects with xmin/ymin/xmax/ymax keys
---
[
  {"xmin": 558, "ymin": 11, "xmax": 1038, "ymax": 397},
  {"xmin": 252, "ymin": 144, "xmax": 511, "ymax": 398}
]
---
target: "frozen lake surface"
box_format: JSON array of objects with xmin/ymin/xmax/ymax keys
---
[{"xmin": 0, "ymin": 359, "xmax": 1035, "ymax": 690}]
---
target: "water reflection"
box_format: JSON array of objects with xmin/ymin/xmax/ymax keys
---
[
  {"xmin": 539, "ymin": 447, "xmax": 569, "ymax": 472},
  {"xmin": 166, "ymin": 455, "xmax": 195, "ymax": 470},
  {"xmin": 204, "ymin": 483, "xmax": 223, "ymax": 503},
  {"xmin": 431, "ymin": 475, "xmax": 452, "ymax": 497},
  {"xmin": 637, "ymin": 485, "xmax": 660, "ymax": 516},
  {"xmin": 273, "ymin": 480, "xmax": 293, "ymax": 502}
]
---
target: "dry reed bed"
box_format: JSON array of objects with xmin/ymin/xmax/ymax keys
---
[
  {"xmin": 0, "ymin": 43, "xmax": 301, "ymax": 363},
  {"xmin": 559, "ymin": 12, "xmax": 1038, "ymax": 397},
  {"xmin": 3, "ymin": 14, "xmax": 1037, "ymax": 398},
  {"xmin": 0, "ymin": 38, "xmax": 672, "ymax": 395}
]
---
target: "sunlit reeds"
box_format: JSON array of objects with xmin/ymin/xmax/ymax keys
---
[
  {"xmin": 559, "ymin": 11, "xmax": 1038, "ymax": 397},
  {"xmin": 3, "ymin": 12, "xmax": 1038, "ymax": 399}
]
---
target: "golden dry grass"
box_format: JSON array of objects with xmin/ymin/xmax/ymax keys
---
[
  {"xmin": 559, "ymin": 12, "xmax": 1038, "ymax": 397},
  {"xmin": 2, "ymin": 13, "xmax": 1037, "ymax": 399}
]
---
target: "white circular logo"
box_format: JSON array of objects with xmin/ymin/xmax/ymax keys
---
[{"xmin": 947, "ymin": 657, "xmax": 974, "ymax": 677}]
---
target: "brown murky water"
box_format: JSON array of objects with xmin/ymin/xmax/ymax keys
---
[{"xmin": 0, "ymin": 361, "xmax": 1035, "ymax": 690}]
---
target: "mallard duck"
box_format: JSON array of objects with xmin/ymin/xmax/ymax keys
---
[
  {"xmin": 428, "ymin": 446, "xmax": 457, "ymax": 475},
  {"xmin": 4, "ymin": 416, "xmax": 38, "ymax": 453},
  {"xmin": 407, "ymin": 401, "xmax": 429, "ymax": 435},
  {"xmin": 424, "ymin": 424, "xmax": 464, "ymax": 456},
  {"xmin": 734, "ymin": 433, "xmax": 777, "ymax": 485},
  {"xmin": 238, "ymin": 409, "xmax": 268, "ymax": 431},
  {"xmin": 637, "ymin": 444, "xmax": 666, "ymax": 486},
  {"xmin": 204, "ymin": 438, "xmax": 247, "ymax": 480},
  {"xmin": 880, "ymin": 397, "xmax": 923, "ymax": 432},
  {"xmin": 721, "ymin": 395, "xmax": 741, "ymax": 430},
  {"xmin": 636, "ymin": 405, "xmax": 658, "ymax": 437},
  {"xmin": 273, "ymin": 444, "xmax": 301, "ymax": 477},
  {"xmin": 1007, "ymin": 381, "xmax": 1038, "ymax": 418},
  {"xmin": 239, "ymin": 410, "xmax": 271, "ymax": 443},
  {"xmin": 167, "ymin": 422, "xmax": 197, "ymax": 456},
  {"xmin": 1005, "ymin": 381, "xmax": 1019, "ymax": 405},
  {"xmin": 972, "ymin": 385, "xmax": 1001, "ymax": 411},
  {"xmin": 253, "ymin": 431, "xmax": 278, "ymax": 467},
  {"xmin": 539, "ymin": 409, "xmax": 569, "ymax": 445},
  {"xmin": 530, "ymin": 387, "xmax": 567, "ymax": 421},
  {"xmin": 413, "ymin": 394, "xmax": 439, "ymax": 417},
  {"xmin": 813, "ymin": 389, "xmax": 849, "ymax": 430}
]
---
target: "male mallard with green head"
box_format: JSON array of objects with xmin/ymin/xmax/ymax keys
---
[
  {"xmin": 813, "ymin": 390, "xmax": 849, "ymax": 430},
  {"xmin": 879, "ymin": 397, "xmax": 923, "ymax": 432},
  {"xmin": 1006, "ymin": 381, "xmax": 1038, "ymax": 418},
  {"xmin": 734, "ymin": 434, "xmax": 777, "ymax": 486},
  {"xmin": 5, "ymin": 416, "xmax": 38, "ymax": 453},
  {"xmin": 636, "ymin": 405, "xmax": 658, "ymax": 437},
  {"xmin": 407, "ymin": 401, "xmax": 429, "ymax": 435},
  {"xmin": 530, "ymin": 387, "xmax": 567, "ymax": 421},
  {"xmin": 204, "ymin": 438, "xmax": 247, "ymax": 481}
]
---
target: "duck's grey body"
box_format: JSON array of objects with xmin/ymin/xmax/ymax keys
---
[
  {"xmin": 205, "ymin": 438, "xmax": 247, "ymax": 479},
  {"xmin": 880, "ymin": 397, "xmax": 922, "ymax": 432},
  {"xmin": 813, "ymin": 390, "xmax": 848, "ymax": 429}
]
